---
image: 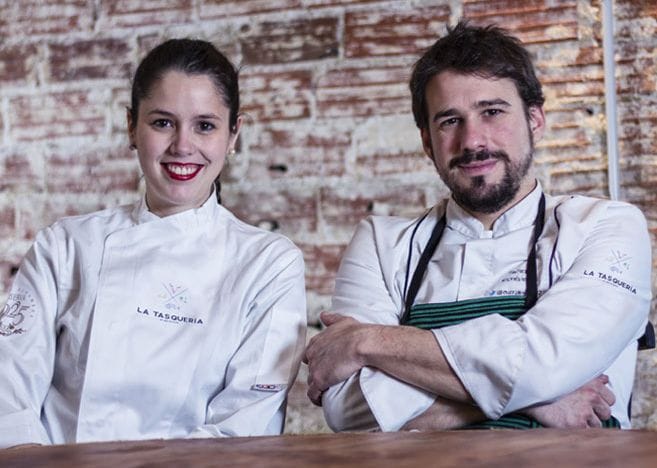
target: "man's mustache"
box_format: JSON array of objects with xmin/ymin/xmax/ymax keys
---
[{"xmin": 449, "ymin": 149, "xmax": 510, "ymax": 170}]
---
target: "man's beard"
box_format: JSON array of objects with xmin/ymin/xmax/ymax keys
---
[{"xmin": 445, "ymin": 148, "xmax": 532, "ymax": 214}]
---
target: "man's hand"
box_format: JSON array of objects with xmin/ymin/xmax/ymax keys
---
[
  {"xmin": 524, "ymin": 375, "xmax": 615, "ymax": 428},
  {"xmin": 402, "ymin": 398, "xmax": 485, "ymax": 431},
  {"xmin": 303, "ymin": 312, "xmax": 378, "ymax": 406}
]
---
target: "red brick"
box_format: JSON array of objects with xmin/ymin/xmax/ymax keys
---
[
  {"xmin": 299, "ymin": 243, "xmax": 346, "ymax": 295},
  {"xmin": 549, "ymin": 167, "xmax": 607, "ymax": 195},
  {"xmin": 199, "ymin": 0, "xmax": 301, "ymax": 19},
  {"xmin": 0, "ymin": 0, "xmax": 92, "ymax": 37},
  {"xmin": 618, "ymin": 109, "xmax": 657, "ymax": 151},
  {"xmin": 0, "ymin": 206, "xmax": 15, "ymax": 238},
  {"xmin": 0, "ymin": 151, "xmax": 44, "ymax": 193},
  {"xmin": 223, "ymin": 188, "xmax": 317, "ymax": 235},
  {"xmin": 241, "ymin": 17, "xmax": 339, "ymax": 65},
  {"xmin": 575, "ymin": 47, "xmax": 604, "ymax": 66},
  {"xmin": 46, "ymin": 148, "xmax": 141, "ymax": 194},
  {"xmin": 463, "ymin": 0, "xmax": 579, "ymax": 44},
  {"xmin": 345, "ymin": 7, "xmax": 451, "ymax": 58},
  {"xmin": 305, "ymin": 0, "xmax": 379, "ymax": 7},
  {"xmin": 16, "ymin": 195, "xmax": 112, "ymax": 240},
  {"xmin": 615, "ymin": 0, "xmax": 657, "ymax": 20},
  {"xmin": 320, "ymin": 184, "xmax": 427, "ymax": 231},
  {"xmin": 98, "ymin": 0, "xmax": 193, "ymax": 28},
  {"xmin": 246, "ymin": 123, "xmax": 351, "ymax": 180},
  {"xmin": 241, "ymin": 70, "xmax": 312, "ymax": 122},
  {"xmin": 356, "ymin": 150, "xmax": 433, "ymax": 177},
  {"xmin": 8, "ymin": 91, "xmax": 108, "ymax": 141},
  {"xmin": 546, "ymin": 80, "xmax": 605, "ymax": 100},
  {"xmin": 316, "ymin": 65, "xmax": 411, "ymax": 118},
  {"xmin": 49, "ymin": 38, "xmax": 132, "ymax": 82},
  {"xmin": 0, "ymin": 44, "xmax": 38, "ymax": 84}
]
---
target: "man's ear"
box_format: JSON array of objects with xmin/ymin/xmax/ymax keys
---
[
  {"xmin": 420, "ymin": 127, "xmax": 434, "ymax": 161},
  {"xmin": 528, "ymin": 105, "xmax": 546, "ymax": 144}
]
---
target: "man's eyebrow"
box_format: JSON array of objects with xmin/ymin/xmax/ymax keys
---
[
  {"xmin": 431, "ymin": 108, "xmax": 458, "ymax": 122},
  {"xmin": 431, "ymin": 99, "xmax": 512, "ymax": 123},
  {"xmin": 474, "ymin": 98, "xmax": 511, "ymax": 108}
]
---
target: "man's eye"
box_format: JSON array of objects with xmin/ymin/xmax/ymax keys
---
[
  {"xmin": 152, "ymin": 119, "xmax": 172, "ymax": 128},
  {"xmin": 439, "ymin": 117, "xmax": 459, "ymax": 128},
  {"xmin": 484, "ymin": 108, "xmax": 503, "ymax": 117}
]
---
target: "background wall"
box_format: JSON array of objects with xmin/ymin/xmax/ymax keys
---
[{"xmin": 0, "ymin": 0, "xmax": 655, "ymax": 432}]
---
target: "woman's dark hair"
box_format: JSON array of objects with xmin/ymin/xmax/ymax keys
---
[
  {"xmin": 129, "ymin": 39, "xmax": 240, "ymax": 202},
  {"xmin": 410, "ymin": 20, "xmax": 545, "ymax": 130}
]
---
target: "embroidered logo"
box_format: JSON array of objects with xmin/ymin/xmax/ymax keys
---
[
  {"xmin": 607, "ymin": 250, "xmax": 631, "ymax": 274},
  {"xmin": 0, "ymin": 288, "xmax": 37, "ymax": 337},
  {"xmin": 158, "ymin": 282, "xmax": 189, "ymax": 311},
  {"xmin": 136, "ymin": 282, "xmax": 203, "ymax": 326}
]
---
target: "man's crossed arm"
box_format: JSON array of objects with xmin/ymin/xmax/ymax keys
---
[{"xmin": 304, "ymin": 312, "xmax": 615, "ymax": 430}]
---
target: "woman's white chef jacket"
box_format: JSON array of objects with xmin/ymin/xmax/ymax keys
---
[
  {"xmin": 0, "ymin": 194, "xmax": 307, "ymax": 447},
  {"xmin": 323, "ymin": 185, "xmax": 652, "ymax": 431}
]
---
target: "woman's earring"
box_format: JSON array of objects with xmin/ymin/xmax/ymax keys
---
[{"xmin": 228, "ymin": 148, "xmax": 236, "ymax": 156}]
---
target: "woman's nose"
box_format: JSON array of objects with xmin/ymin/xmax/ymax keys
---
[{"xmin": 170, "ymin": 128, "xmax": 194, "ymax": 156}]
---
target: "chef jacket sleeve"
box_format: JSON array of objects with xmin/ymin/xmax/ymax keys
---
[
  {"xmin": 0, "ymin": 228, "xmax": 58, "ymax": 448},
  {"xmin": 187, "ymin": 245, "xmax": 307, "ymax": 437},
  {"xmin": 323, "ymin": 218, "xmax": 436, "ymax": 432},
  {"xmin": 434, "ymin": 200, "xmax": 652, "ymax": 420}
]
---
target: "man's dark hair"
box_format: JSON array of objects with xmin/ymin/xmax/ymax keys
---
[{"xmin": 410, "ymin": 20, "xmax": 545, "ymax": 129}]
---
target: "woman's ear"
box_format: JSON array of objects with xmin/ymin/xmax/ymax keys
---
[
  {"xmin": 229, "ymin": 114, "xmax": 244, "ymax": 150},
  {"xmin": 126, "ymin": 108, "xmax": 136, "ymax": 148}
]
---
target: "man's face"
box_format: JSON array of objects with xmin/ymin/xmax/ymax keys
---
[{"xmin": 420, "ymin": 70, "xmax": 545, "ymax": 215}]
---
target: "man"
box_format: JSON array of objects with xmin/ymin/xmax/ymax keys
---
[{"xmin": 304, "ymin": 21, "xmax": 652, "ymax": 431}]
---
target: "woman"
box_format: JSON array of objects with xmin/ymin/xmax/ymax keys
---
[{"xmin": 0, "ymin": 39, "xmax": 307, "ymax": 447}]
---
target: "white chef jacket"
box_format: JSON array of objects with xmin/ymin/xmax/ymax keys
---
[
  {"xmin": 0, "ymin": 194, "xmax": 307, "ymax": 448},
  {"xmin": 323, "ymin": 184, "xmax": 652, "ymax": 431}
]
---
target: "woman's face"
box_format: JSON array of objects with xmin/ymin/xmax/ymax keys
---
[{"xmin": 128, "ymin": 70, "xmax": 241, "ymax": 217}]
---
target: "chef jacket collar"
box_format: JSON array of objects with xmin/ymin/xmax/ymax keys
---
[
  {"xmin": 131, "ymin": 189, "xmax": 220, "ymax": 226},
  {"xmin": 445, "ymin": 181, "xmax": 543, "ymax": 239}
]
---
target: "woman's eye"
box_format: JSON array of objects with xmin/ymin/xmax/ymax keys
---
[{"xmin": 197, "ymin": 121, "xmax": 216, "ymax": 132}]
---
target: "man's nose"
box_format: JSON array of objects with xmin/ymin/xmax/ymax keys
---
[{"xmin": 459, "ymin": 119, "xmax": 486, "ymax": 154}]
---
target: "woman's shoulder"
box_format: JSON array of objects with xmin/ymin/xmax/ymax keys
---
[
  {"xmin": 48, "ymin": 204, "xmax": 134, "ymax": 239},
  {"xmin": 214, "ymin": 205, "xmax": 303, "ymax": 257}
]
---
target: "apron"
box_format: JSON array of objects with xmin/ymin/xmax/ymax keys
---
[{"xmin": 400, "ymin": 195, "xmax": 620, "ymax": 429}]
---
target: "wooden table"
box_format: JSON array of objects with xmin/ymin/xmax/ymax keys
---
[{"xmin": 2, "ymin": 429, "xmax": 657, "ymax": 467}]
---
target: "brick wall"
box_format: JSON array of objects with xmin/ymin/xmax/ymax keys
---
[{"xmin": 1, "ymin": 0, "xmax": 656, "ymax": 431}]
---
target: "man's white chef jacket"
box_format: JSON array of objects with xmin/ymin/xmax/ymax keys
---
[
  {"xmin": 0, "ymin": 195, "xmax": 307, "ymax": 447},
  {"xmin": 323, "ymin": 185, "xmax": 652, "ymax": 431}
]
